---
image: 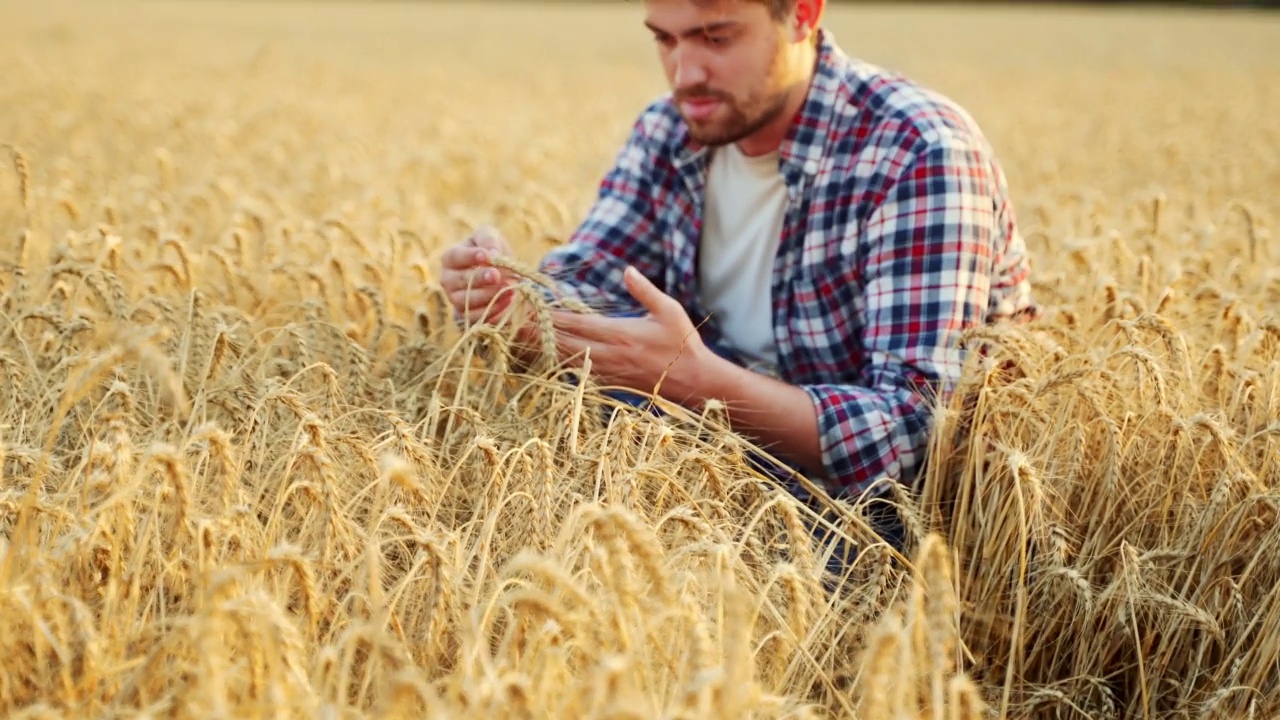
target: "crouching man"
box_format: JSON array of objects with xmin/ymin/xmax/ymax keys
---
[{"xmin": 438, "ymin": 0, "xmax": 1036, "ymax": 566}]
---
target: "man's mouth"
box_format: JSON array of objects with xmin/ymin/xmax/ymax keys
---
[{"xmin": 680, "ymin": 97, "xmax": 722, "ymax": 121}]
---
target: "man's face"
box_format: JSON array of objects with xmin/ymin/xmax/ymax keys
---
[{"xmin": 644, "ymin": 0, "xmax": 796, "ymax": 148}]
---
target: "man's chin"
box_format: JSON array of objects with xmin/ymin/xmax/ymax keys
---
[{"xmin": 684, "ymin": 122, "xmax": 745, "ymax": 148}]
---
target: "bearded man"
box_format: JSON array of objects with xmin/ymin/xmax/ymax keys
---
[{"xmin": 438, "ymin": 0, "xmax": 1036, "ymax": 559}]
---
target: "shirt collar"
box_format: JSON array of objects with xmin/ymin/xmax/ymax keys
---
[{"xmin": 674, "ymin": 28, "xmax": 847, "ymax": 182}]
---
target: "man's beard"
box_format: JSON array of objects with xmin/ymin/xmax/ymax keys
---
[{"xmin": 676, "ymin": 85, "xmax": 791, "ymax": 148}]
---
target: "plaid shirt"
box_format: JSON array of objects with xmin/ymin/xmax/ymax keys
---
[{"xmin": 537, "ymin": 29, "xmax": 1035, "ymax": 499}]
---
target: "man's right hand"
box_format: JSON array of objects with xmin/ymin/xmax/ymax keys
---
[{"xmin": 439, "ymin": 225, "xmax": 519, "ymax": 324}]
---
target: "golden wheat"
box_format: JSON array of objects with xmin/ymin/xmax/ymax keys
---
[{"xmin": 0, "ymin": 2, "xmax": 1278, "ymax": 719}]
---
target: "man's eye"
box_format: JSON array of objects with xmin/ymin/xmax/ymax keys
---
[
  {"xmin": 653, "ymin": 34, "xmax": 675, "ymax": 48},
  {"xmin": 706, "ymin": 35, "xmax": 730, "ymax": 46}
]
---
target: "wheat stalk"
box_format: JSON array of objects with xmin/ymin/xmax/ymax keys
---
[{"xmin": 1, "ymin": 9, "xmax": 1278, "ymax": 720}]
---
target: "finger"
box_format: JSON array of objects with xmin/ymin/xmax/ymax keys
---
[
  {"xmin": 514, "ymin": 320, "xmax": 541, "ymax": 347},
  {"xmin": 448, "ymin": 283, "xmax": 509, "ymax": 313},
  {"xmin": 483, "ymin": 292, "xmax": 516, "ymax": 321},
  {"xmin": 468, "ymin": 225, "xmax": 508, "ymax": 253},
  {"xmin": 441, "ymin": 242, "xmax": 488, "ymax": 271},
  {"xmin": 553, "ymin": 331, "xmax": 598, "ymax": 366},
  {"xmin": 447, "ymin": 287, "xmax": 491, "ymax": 310},
  {"xmin": 442, "ymin": 265, "xmax": 505, "ymax": 293},
  {"xmin": 457, "ymin": 292, "xmax": 516, "ymax": 325},
  {"xmin": 548, "ymin": 309, "xmax": 616, "ymax": 340},
  {"xmin": 459, "ymin": 307, "xmax": 493, "ymax": 324},
  {"xmin": 622, "ymin": 265, "xmax": 675, "ymax": 318}
]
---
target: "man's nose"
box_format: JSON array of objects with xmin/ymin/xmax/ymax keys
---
[{"xmin": 671, "ymin": 45, "xmax": 709, "ymax": 89}]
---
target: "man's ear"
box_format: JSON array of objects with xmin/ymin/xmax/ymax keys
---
[{"xmin": 791, "ymin": 0, "xmax": 823, "ymax": 41}]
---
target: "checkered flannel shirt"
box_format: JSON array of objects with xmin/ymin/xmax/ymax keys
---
[{"xmin": 536, "ymin": 29, "xmax": 1036, "ymax": 499}]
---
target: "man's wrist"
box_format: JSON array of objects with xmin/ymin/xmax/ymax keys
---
[{"xmin": 672, "ymin": 343, "xmax": 730, "ymax": 410}]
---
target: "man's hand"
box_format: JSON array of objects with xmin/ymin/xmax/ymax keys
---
[
  {"xmin": 546, "ymin": 266, "xmax": 710, "ymax": 402},
  {"xmin": 438, "ymin": 225, "xmax": 519, "ymax": 324},
  {"xmin": 547, "ymin": 265, "xmax": 827, "ymax": 480}
]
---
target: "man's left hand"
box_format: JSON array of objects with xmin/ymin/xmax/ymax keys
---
[{"xmin": 541, "ymin": 266, "xmax": 712, "ymax": 403}]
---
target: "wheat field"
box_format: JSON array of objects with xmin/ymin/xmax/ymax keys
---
[{"xmin": 1, "ymin": 1, "xmax": 1279, "ymax": 718}]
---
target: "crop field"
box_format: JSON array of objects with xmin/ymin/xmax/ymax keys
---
[{"xmin": 1, "ymin": 1, "xmax": 1279, "ymax": 718}]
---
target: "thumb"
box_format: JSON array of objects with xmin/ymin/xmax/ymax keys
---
[
  {"xmin": 469, "ymin": 225, "xmax": 505, "ymax": 252},
  {"xmin": 623, "ymin": 265, "xmax": 669, "ymax": 316}
]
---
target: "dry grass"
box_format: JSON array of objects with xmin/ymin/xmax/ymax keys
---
[{"xmin": 1, "ymin": 1, "xmax": 1279, "ymax": 718}]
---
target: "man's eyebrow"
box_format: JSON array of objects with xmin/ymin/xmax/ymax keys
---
[{"xmin": 644, "ymin": 20, "xmax": 740, "ymax": 38}]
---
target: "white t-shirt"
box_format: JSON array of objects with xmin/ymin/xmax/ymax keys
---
[{"xmin": 697, "ymin": 143, "xmax": 788, "ymax": 374}]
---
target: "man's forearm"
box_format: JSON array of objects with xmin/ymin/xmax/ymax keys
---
[{"xmin": 682, "ymin": 352, "xmax": 827, "ymax": 481}]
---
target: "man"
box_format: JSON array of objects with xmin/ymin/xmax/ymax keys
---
[{"xmin": 439, "ymin": 0, "xmax": 1035, "ymax": 553}]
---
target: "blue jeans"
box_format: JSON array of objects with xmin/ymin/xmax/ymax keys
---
[{"xmin": 582, "ymin": 339, "xmax": 907, "ymax": 585}]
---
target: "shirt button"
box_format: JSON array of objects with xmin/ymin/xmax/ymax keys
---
[{"xmin": 803, "ymin": 159, "xmax": 819, "ymax": 175}]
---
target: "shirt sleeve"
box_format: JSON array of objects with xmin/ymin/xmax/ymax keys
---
[
  {"xmin": 532, "ymin": 111, "xmax": 668, "ymax": 316},
  {"xmin": 800, "ymin": 136, "xmax": 1001, "ymax": 499}
]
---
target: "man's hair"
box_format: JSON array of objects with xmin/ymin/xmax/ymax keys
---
[
  {"xmin": 686, "ymin": 0, "xmax": 796, "ymax": 21},
  {"xmin": 751, "ymin": 0, "xmax": 796, "ymax": 20}
]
